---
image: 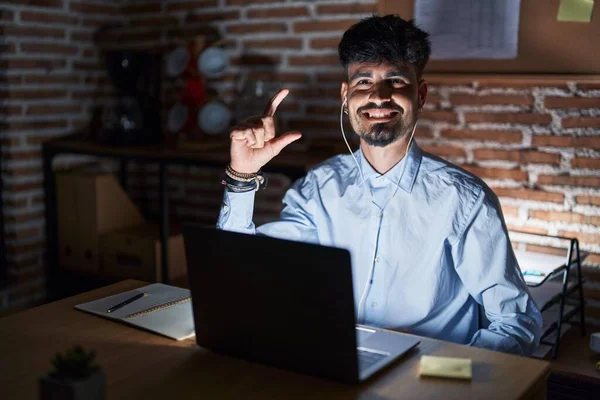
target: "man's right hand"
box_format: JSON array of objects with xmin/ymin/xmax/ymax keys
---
[{"xmin": 229, "ymin": 89, "xmax": 302, "ymax": 174}]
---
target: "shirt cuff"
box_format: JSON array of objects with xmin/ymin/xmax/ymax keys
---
[{"xmin": 217, "ymin": 189, "xmax": 256, "ymax": 232}]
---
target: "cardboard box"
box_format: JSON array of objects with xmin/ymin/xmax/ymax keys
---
[
  {"xmin": 56, "ymin": 165, "xmax": 144, "ymax": 273},
  {"xmin": 101, "ymin": 224, "xmax": 187, "ymax": 283}
]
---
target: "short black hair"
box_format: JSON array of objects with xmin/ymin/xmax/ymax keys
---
[{"xmin": 338, "ymin": 15, "xmax": 431, "ymax": 78}]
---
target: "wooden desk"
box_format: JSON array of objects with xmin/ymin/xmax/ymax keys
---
[{"xmin": 0, "ymin": 280, "xmax": 550, "ymax": 400}]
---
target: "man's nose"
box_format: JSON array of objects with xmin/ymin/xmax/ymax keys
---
[{"xmin": 368, "ymin": 82, "xmax": 393, "ymax": 103}]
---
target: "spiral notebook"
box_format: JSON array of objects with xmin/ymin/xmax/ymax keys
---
[{"xmin": 75, "ymin": 283, "xmax": 195, "ymax": 340}]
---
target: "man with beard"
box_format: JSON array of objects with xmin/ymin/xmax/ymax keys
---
[{"xmin": 218, "ymin": 15, "xmax": 542, "ymax": 356}]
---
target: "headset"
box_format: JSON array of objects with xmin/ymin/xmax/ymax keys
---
[{"xmin": 340, "ymin": 95, "xmax": 420, "ymax": 322}]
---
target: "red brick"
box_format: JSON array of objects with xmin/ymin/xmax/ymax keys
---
[
  {"xmin": 121, "ymin": 2, "xmax": 162, "ymax": 14},
  {"xmin": 0, "ymin": 89, "xmax": 67, "ymax": 100},
  {"xmin": 26, "ymin": 104, "xmax": 83, "ymax": 115},
  {"xmin": 545, "ymin": 97, "xmax": 600, "ymax": 109},
  {"xmin": 247, "ymin": 71, "xmax": 309, "ymax": 83},
  {"xmin": 8, "ymin": 0, "xmax": 62, "ymax": 7},
  {"xmin": 441, "ymin": 128, "xmax": 522, "ymax": 144},
  {"xmin": 166, "ymin": 0, "xmax": 218, "ymax": 11},
  {"xmin": 70, "ymin": 30, "xmax": 93, "ymax": 41},
  {"xmin": 532, "ymin": 135, "xmax": 600, "ymax": 150},
  {"xmin": 524, "ymin": 244, "xmax": 567, "ymax": 257},
  {"xmin": 289, "ymin": 55, "xmax": 339, "ymax": 67},
  {"xmin": 20, "ymin": 11, "xmax": 77, "ymax": 24},
  {"xmin": 231, "ymin": 54, "xmax": 281, "ymax": 66},
  {"xmin": 475, "ymin": 78, "xmax": 569, "ymax": 90},
  {"xmin": 576, "ymin": 195, "xmax": 600, "ymax": 206},
  {"xmin": 3, "ymin": 25, "xmax": 64, "ymax": 39},
  {"xmin": 82, "ymin": 48, "xmax": 96, "ymax": 58},
  {"xmin": 21, "ymin": 43, "xmax": 78, "ymax": 55},
  {"xmin": 227, "ymin": 23, "xmax": 287, "ymax": 34},
  {"xmin": 558, "ymin": 230, "xmax": 600, "ymax": 245},
  {"xmin": 316, "ymin": 3, "xmax": 377, "ymax": 14},
  {"xmin": 423, "ymin": 94, "xmax": 442, "ymax": 107},
  {"xmin": 462, "ymin": 165, "xmax": 528, "ymax": 182},
  {"xmin": 473, "ymin": 149, "xmax": 560, "ymax": 165},
  {"xmin": 186, "ymin": 10, "xmax": 240, "ymax": 23},
  {"xmin": 506, "ymin": 224, "xmax": 548, "ymax": 235},
  {"xmin": 69, "ymin": 2, "xmax": 118, "ymax": 15},
  {"xmin": 420, "ymin": 110, "xmax": 458, "ymax": 123},
  {"xmin": 0, "ymin": 43, "xmax": 16, "ymax": 53},
  {"xmin": 306, "ymin": 105, "xmax": 343, "ymax": 116},
  {"xmin": 316, "ymin": 72, "xmax": 346, "ymax": 83},
  {"xmin": 288, "ymin": 119, "xmax": 340, "ymax": 130},
  {"xmin": 450, "ymin": 93, "xmax": 533, "ymax": 107},
  {"xmin": 8, "ymin": 266, "xmax": 44, "ymax": 285},
  {"xmin": 530, "ymin": 210, "xmax": 600, "ymax": 226},
  {"xmin": 0, "ymin": 106, "xmax": 23, "ymax": 116},
  {"xmin": 310, "ymin": 37, "xmax": 340, "ymax": 50},
  {"xmin": 5, "ymin": 210, "xmax": 45, "ymax": 225},
  {"xmin": 2, "ymin": 120, "xmax": 67, "ymax": 132},
  {"xmin": 1, "ymin": 9, "xmax": 14, "ymax": 21},
  {"xmin": 5, "ymin": 165, "xmax": 42, "ymax": 177},
  {"xmin": 245, "ymin": 38, "xmax": 302, "ymax": 50},
  {"xmin": 501, "ymin": 204, "xmax": 519, "ymax": 218},
  {"xmin": 227, "ymin": 0, "xmax": 281, "ymax": 4},
  {"xmin": 24, "ymin": 74, "xmax": 80, "ymax": 84},
  {"xmin": 295, "ymin": 87, "xmax": 340, "ymax": 99},
  {"xmin": 421, "ymin": 145, "xmax": 466, "ymax": 158},
  {"xmin": 26, "ymin": 135, "xmax": 62, "ymax": 145},
  {"xmin": 247, "ymin": 7, "xmax": 308, "ymax": 18},
  {"xmin": 72, "ymin": 61, "xmax": 104, "ymax": 72},
  {"xmin": 96, "ymin": 30, "xmax": 162, "ymax": 43},
  {"xmin": 562, "ymin": 117, "xmax": 600, "ymax": 129},
  {"xmin": 294, "ymin": 19, "xmax": 357, "ymax": 33},
  {"xmin": 577, "ymin": 82, "xmax": 600, "ymax": 91},
  {"xmin": 464, "ymin": 112, "xmax": 552, "ymax": 125},
  {"xmin": 492, "ymin": 187, "xmax": 564, "ymax": 203},
  {"xmin": 416, "ymin": 126, "xmax": 433, "ymax": 138},
  {"xmin": 7, "ymin": 281, "xmax": 46, "ymax": 304},
  {"xmin": 537, "ymin": 174, "xmax": 600, "ymax": 188},
  {"xmin": 4, "ymin": 151, "xmax": 41, "ymax": 161},
  {"xmin": 2, "ymin": 197, "xmax": 28, "ymax": 208},
  {"xmin": 131, "ymin": 16, "xmax": 179, "ymax": 28},
  {"xmin": 571, "ymin": 157, "xmax": 600, "ymax": 169},
  {"xmin": 0, "ymin": 58, "xmax": 66, "ymax": 70}
]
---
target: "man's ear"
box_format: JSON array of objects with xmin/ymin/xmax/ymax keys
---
[
  {"xmin": 340, "ymin": 82, "xmax": 348, "ymax": 104},
  {"xmin": 418, "ymin": 79, "xmax": 428, "ymax": 109}
]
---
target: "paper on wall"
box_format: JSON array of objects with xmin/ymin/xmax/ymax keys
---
[{"xmin": 414, "ymin": 0, "xmax": 522, "ymax": 60}]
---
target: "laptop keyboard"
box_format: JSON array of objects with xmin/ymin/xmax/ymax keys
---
[{"xmin": 357, "ymin": 348, "xmax": 388, "ymax": 371}]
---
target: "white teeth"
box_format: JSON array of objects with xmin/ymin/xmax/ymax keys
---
[{"xmin": 366, "ymin": 111, "xmax": 395, "ymax": 118}]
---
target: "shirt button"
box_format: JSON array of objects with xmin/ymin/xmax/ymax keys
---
[
  {"xmin": 375, "ymin": 256, "xmax": 381, "ymax": 263},
  {"xmin": 378, "ymin": 211, "xmax": 383, "ymax": 217},
  {"xmin": 223, "ymin": 205, "xmax": 229, "ymax": 212},
  {"xmin": 371, "ymin": 302, "xmax": 378, "ymax": 308}
]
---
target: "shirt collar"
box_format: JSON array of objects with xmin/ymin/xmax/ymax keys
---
[{"xmin": 357, "ymin": 140, "xmax": 422, "ymax": 193}]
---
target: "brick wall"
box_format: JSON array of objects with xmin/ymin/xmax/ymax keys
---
[
  {"xmin": 2, "ymin": 1, "xmax": 600, "ymax": 327},
  {"xmin": 0, "ymin": 0, "xmax": 123, "ymax": 310}
]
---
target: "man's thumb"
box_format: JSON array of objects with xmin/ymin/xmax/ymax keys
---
[{"xmin": 270, "ymin": 131, "xmax": 302, "ymax": 155}]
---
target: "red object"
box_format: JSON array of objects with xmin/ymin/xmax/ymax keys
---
[{"xmin": 182, "ymin": 78, "xmax": 206, "ymax": 105}]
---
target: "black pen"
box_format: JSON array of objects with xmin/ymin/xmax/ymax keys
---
[{"xmin": 107, "ymin": 292, "xmax": 147, "ymax": 313}]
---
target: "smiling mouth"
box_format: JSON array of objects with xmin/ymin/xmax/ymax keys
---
[{"xmin": 361, "ymin": 109, "xmax": 400, "ymax": 122}]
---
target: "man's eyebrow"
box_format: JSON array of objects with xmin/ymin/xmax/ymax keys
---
[
  {"xmin": 384, "ymin": 71, "xmax": 408, "ymax": 78},
  {"xmin": 349, "ymin": 71, "xmax": 372, "ymax": 81}
]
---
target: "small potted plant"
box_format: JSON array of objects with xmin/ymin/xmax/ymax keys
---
[{"xmin": 39, "ymin": 345, "xmax": 105, "ymax": 400}]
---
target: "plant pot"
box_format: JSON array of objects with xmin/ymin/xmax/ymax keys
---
[{"xmin": 39, "ymin": 370, "xmax": 105, "ymax": 400}]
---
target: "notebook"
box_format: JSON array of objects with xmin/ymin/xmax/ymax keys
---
[{"xmin": 75, "ymin": 283, "xmax": 195, "ymax": 340}]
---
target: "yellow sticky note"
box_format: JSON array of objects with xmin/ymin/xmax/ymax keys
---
[
  {"xmin": 420, "ymin": 355, "xmax": 472, "ymax": 380},
  {"xmin": 557, "ymin": 0, "xmax": 595, "ymax": 22}
]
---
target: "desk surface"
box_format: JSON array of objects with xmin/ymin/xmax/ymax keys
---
[{"xmin": 0, "ymin": 280, "xmax": 549, "ymax": 400}]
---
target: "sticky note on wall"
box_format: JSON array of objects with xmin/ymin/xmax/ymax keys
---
[{"xmin": 557, "ymin": 0, "xmax": 595, "ymax": 22}]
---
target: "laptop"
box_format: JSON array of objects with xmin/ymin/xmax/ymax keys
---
[{"xmin": 183, "ymin": 225, "xmax": 420, "ymax": 384}]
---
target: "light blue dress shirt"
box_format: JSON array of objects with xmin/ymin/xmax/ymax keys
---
[{"xmin": 217, "ymin": 141, "xmax": 542, "ymax": 356}]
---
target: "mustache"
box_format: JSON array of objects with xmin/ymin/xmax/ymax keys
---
[{"xmin": 356, "ymin": 102, "xmax": 403, "ymax": 114}]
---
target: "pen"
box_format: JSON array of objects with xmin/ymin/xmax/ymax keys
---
[{"xmin": 107, "ymin": 292, "xmax": 147, "ymax": 313}]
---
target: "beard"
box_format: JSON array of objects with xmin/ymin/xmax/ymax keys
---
[{"xmin": 349, "ymin": 104, "xmax": 416, "ymax": 148}]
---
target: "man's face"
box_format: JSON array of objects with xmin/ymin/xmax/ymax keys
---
[{"xmin": 341, "ymin": 62, "xmax": 426, "ymax": 147}]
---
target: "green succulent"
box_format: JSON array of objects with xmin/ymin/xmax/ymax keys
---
[{"xmin": 50, "ymin": 345, "xmax": 100, "ymax": 381}]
